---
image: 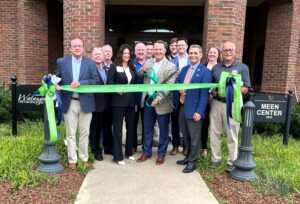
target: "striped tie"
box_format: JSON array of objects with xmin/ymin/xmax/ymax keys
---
[{"xmin": 180, "ymin": 66, "xmax": 193, "ymax": 104}]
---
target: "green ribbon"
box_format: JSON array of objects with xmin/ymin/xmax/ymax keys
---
[
  {"xmin": 218, "ymin": 72, "xmax": 243, "ymax": 123},
  {"xmin": 60, "ymin": 83, "xmax": 219, "ymax": 93},
  {"xmin": 58, "ymin": 71, "xmax": 243, "ymax": 124},
  {"xmin": 38, "ymin": 82, "xmax": 58, "ymax": 143}
]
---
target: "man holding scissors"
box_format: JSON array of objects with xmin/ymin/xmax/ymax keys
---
[{"xmin": 137, "ymin": 40, "xmax": 177, "ymax": 165}]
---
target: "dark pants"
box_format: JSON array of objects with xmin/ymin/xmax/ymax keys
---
[
  {"xmin": 103, "ymin": 108, "xmax": 113, "ymax": 153},
  {"xmin": 178, "ymin": 106, "xmax": 203, "ymax": 162},
  {"xmin": 112, "ymin": 106, "xmax": 135, "ymax": 161},
  {"xmin": 171, "ymin": 103, "xmax": 181, "ymax": 148},
  {"xmin": 201, "ymin": 103, "xmax": 210, "ymax": 150},
  {"xmin": 89, "ymin": 111, "xmax": 105, "ymax": 155},
  {"xmin": 134, "ymin": 106, "xmax": 144, "ymax": 149},
  {"xmin": 143, "ymin": 105, "xmax": 170, "ymax": 157}
]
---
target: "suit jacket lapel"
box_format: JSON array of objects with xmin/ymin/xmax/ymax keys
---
[
  {"xmin": 157, "ymin": 59, "xmax": 167, "ymax": 83},
  {"xmin": 119, "ymin": 67, "xmax": 128, "ymax": 84},
  {"xmin": 190, "ymin": 64, "xmax": 201, "ymax": 82},
  {"xmin": 67, "ymin": 55, "xmax": 73, "ymax": 81}
]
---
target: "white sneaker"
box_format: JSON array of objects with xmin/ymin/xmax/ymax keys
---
[
  {"xmin": 118, "ymin": 160, "xmax": 126, "ymax": 166},
  {"xmin": 128, "ymin": 156, "xmax": 135, "ymax": 161}
]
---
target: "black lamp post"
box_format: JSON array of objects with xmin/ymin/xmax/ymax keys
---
[
  {"xmin": 230, "ymin": 93, "xmax": 258, "ymax": 181},
  {"xmin": 37, "ymin": 103, "xmax": 64, "ymax": 173}
]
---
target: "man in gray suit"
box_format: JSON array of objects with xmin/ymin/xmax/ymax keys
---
[
  {"xmin": 137, "ymin": 40, "xmax": 177, "ymax": 165},
  {"xmin": 55, "ymin": 37, "xmax": 98, "ymax": 169}
]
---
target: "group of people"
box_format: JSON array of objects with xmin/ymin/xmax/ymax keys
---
[{"xmin": 55, "ymin": 37, "xmax": 250, "ymax": 174}]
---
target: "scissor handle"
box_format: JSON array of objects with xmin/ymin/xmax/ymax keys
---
[{"xmin": 145, "ymin": 92, "xmax": 158, "ymax": 107}]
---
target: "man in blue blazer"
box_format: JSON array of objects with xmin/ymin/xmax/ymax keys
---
[
  {"xmin": 175, "ymin": 44, "xmax": 212, "ymax": 173},
  {"xmin": 55, "ymin": 37, "xmax": 99, "ymax": 169}
]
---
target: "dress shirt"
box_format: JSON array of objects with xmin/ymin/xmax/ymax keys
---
[{"xmin": 72, "ymin": 55, "xmax": 82, "ymax": 98}]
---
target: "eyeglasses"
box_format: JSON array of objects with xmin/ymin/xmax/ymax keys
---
[{"xmin": 222, "ymin": 49, "xmax": 234, "ymax": 53}]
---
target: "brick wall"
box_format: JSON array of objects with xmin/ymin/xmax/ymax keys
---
[
  {"xmin": 0, "ymin": 1, "xmax": 18, "ymax": 86},
  {"xmin": 261, "ymin": 1, "xmax": 300, "ymax": 94},
  {"xmin": 202, "ymin": 0, "xmax": 247, "ymax": 60},
  {"xmin": 17, "ymin": 0, "xmax": 48, "ymax": 84},
  {"xmin": 296, "ymin": 17, "xmax": 300, "ymax": 101},
  {"xmin": 63, "ymin": 0, "xmax": 105, "ymax": 57},
  {"xmin": 48, "ymin": 1, "xmax": 63, "ymax": 74}
]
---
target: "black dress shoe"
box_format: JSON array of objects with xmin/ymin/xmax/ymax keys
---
[
  {"xmin": 176, "ymin": 157, "xmax": 188, "ymax": 165},
  {"xmin": 94, "ymin": 154, "xmax": 103, "ymax": 161},
  {"xmin": 183, "ymin": 162, "xmax": 196, "ymax": 173}
]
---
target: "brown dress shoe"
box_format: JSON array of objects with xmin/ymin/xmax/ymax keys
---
[
  {"xmin": 137, "ymin": 155, "xmax": 151, "ymax": 163},
  {"xmin": 156, "ymin": 157, "xmax": 165, "ymax": 165},
  {"xmin": 84, "ymin": 162, "xmax": 94, "ymax": 169},
  {"xmin": 68, "ymin": 163, "xmax": 76, "ymax": 170},
  {"xmin": 170, "ymin": 147, "xmax": 178, "ymax": 155}
]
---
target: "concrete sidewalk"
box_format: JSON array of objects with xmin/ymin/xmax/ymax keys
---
[{"xmin": 75, "ymin": 147, "xmax": 218, "ymax": 204}]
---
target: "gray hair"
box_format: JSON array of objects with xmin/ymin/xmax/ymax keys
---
[
  {"xmin": 221, "ymin": 41, "xmax": 236, "ymax": 51},
  {"xmin": 92, "ymin": 47, "xmax": 102, "ymax": 54},
  {"xmin": 135, "ymin": 42, "xmax": 146, "ymax": 51},
  {"xmin": 189, "ymin": 44, "xmax": 202, "ymax": 53}
]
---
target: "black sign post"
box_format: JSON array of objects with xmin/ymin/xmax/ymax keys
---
[
  {"xmin": 11, "ymin": 76, "xmax": 17, "ymax": 136},
  {"xmin": 253, "ymin": 91, "xmax": 293, "ymax": 146},
  {"xmin": 284, "ymin": 90, "xmax": 293, "ymax": 146}
]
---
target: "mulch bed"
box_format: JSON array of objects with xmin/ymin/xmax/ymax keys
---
[
  {"xmin": 1, "ymin": 168, "xmax": 299, "ymax": 203},
  {"xmin": 0, "ymin": 169, "xmax": 84, "ymax": 204},
  {"xmin": 205, "ymin": 173, "xmax": 300, "ymax": 204}
]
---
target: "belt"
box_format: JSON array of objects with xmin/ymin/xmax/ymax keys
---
[{"xmin": 72, "ymin": 97, "xmax": 79, "ymax": 101}]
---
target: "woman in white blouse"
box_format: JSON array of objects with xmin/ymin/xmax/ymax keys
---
[
  {"xmin": 201, "ymin": 46, "xmax": 221, "ymax": 157},
  {"xmin": 108, "ymin": 44, "xmax": 136, "ymax": 165}
]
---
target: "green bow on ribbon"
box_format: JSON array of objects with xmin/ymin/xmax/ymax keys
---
[
  {"xmin": 38, "ymin": 81, "xmax": 59, "ymax": 143},
  {"xmin": 218, "ymin": 72, "xmax": 243, "ymax": 123}
]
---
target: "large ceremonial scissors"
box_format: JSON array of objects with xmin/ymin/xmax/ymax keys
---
[{"xmin": 145, "ymin": 67, "xmax": 177, "ymax": 108}]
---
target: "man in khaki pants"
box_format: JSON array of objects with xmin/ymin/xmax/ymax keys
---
[
  {"xmin": 210, "ymin": 41, "xmax": 251, "ymax": 173},
  {"xmin": 55, "ymin": 37, "xmax": 98, "ymax": 169}
]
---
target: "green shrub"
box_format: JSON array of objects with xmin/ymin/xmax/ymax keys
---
[
  {"xmin": 290, "ymin": 103, "xmax": 300, "ymax": 139},
  {"xmin": 0, "ymin": 121, "xmax": 92, "ymax": 192},
  {"xmin": 0, "ymin": 81, "xmax": 12, "ymax": 123},
  {"xmin": 253, "ymin": 122, "xmax": 283, "ymax": 136}
]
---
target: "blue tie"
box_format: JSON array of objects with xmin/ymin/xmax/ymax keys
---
[{"xmin": 99, "ymin": 68, "xmax": 107, "ymax": 84}]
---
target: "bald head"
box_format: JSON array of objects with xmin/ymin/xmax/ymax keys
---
[{"xmin": 221, "ymin": 41, "xmax": 236, "ymax": 65}]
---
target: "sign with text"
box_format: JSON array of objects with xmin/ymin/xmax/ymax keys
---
[
  {"xmin": 16, "ymin": 85, "xmax": 44, "ymax": 111},
  {"xmin": 253, "ymin": 93, "xmax": 287, "ymax": 123}
]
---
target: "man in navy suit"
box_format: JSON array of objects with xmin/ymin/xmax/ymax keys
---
[
  {"xmin": 55, "ymin": 37, "xmax": 98, "ymax": 169},
  {"xmin": 176, "ymin": 44, "xmax": 212, "ymax": 173}
]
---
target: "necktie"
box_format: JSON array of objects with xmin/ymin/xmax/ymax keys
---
[{"xmin": 180, "ymin": 66, "xmax": 193, "ymax": 104}]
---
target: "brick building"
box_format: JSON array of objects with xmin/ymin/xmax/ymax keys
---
[{"xmin": 1, "ymin": 0, "xmax": 299, "ymax": 98}]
